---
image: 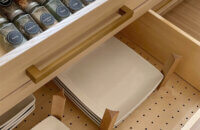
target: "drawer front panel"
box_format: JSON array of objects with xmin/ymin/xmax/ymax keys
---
[
  {"xmin": 125, "ymin": 0, "xmax": 147, "ymax": 10},
  {"xmin": 0, "ymin": 0, "xmax": 164, "ymax": 116},
  {"xmin": 0, "ymin": 0, "xmax": 125, "ymax": 101},
  {"xmin": 0, "ymin": 5, "xmax": 134, "ymax": 116}
]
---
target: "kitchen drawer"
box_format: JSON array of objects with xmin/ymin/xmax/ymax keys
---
[
  {"xmin": 0, "ymin": 0, "xmax": 125, "ymax": 105},
  {"xmin": 3, "ymin": 2, "xmax": 200, "ymax": 129},
  {"xmin": 0, "ymin": 5, "xmax": 134, "ymax": 116},
  {"xmin": 0, "ymin": 0, "xmax": 165, "ymax": 116}
]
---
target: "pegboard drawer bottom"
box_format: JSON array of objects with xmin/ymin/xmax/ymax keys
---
[{"xmin": 13, "ymin": 35, "xmax": 200, "ymax": 130}]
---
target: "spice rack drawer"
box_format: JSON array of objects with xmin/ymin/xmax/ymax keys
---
[
  {"xmin": 0, "ymin": 0, "xmax": 164, "ymax": 116},
  {"xmin": 0, "ymin": 0, "xmax": 125, "ymax": 110}
]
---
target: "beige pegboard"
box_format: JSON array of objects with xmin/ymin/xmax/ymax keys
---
[{"xmin": 14, "ymin": 35, "xmax": 200, "ymax": 130}]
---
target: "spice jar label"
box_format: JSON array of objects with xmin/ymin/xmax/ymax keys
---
[
  {"xmin": 56, "ymin": 5, "xmax": 70, "ymax": 18},
  {"xmin": 7, "ymin": 31, "xmax": 23, "ymax": 45},
  {"xmin": 40, "ymin": 13, "xmax": 55, "ymax": 26},
  {"xmin": 69, "ymin": 0, "xmax": 83, "ymax": 11},
  {"xmin": 24, "ymin": 21, "xmax": 40, "ymax": 35}
]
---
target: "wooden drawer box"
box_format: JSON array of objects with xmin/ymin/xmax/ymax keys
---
[
  {"xmin": 1, "ymin": 0, "xmax": 200, "ymax": 129},
  {"xmin": 0, "ymin": 0, "xmax": 125, "ymax": 114},
  {"xmin": 14, "ymin": 5, "xmax": 200, "ymax": 129},
  {"xmin": 0, "ymin": 0, "xmax": 163, "ymax": 116},
  {"xmin": 0, "ymin": 0, "xmax": 125, "ymax": 97}
]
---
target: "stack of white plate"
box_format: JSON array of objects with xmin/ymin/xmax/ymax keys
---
[
  {"xmin": 54, "ymin": 37, "xmax": 163, "ymax": 126},
  {"xmin": 0, "ymin": 95, "xmax": 36, "ymax": 130}
]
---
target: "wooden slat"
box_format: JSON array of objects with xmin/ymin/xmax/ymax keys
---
[
  {"xmin": 120, "ymin": 10, "xmax": 200, "ymax": 90},
  {"xmin": 160, "ymin": 53, "xmax": 182, "ymax": 87},
  {"xmin": 157, "ymin": 53, "xmax": 182, "ymax": 90},
  {"xmin": 51, "ymin": 90, "xmax": 66, "ymax": 121},
  {"xmin": 100, "ymin": 109, "xmax": 119, "ymax": 130}
]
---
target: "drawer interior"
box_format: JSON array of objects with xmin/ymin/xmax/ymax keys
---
[
  {"xmin": 164, "ymin": 0, "xmax": 200, "ymax": 41},
  {"xmin": 120, "ymin": 8, "xmax": 200, "ymax": 91},
  {"xmin": 0, "ymin": 0, "xmax": 125, "ymax": 108},
  {"xmin": 3, "ymin": 1, "xmax": 200, "ymax": 129},
  {"xmin": 0, "ymin": 0, "xmax": 111, "ymax": 66},
  {"xmin": 13, "ymin": 35, "xmax": 200, "ymax": 130}
]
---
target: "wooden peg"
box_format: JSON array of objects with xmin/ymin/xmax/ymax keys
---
[
  {"xmin": 158, "ymin": 53, "xmax": 182, "ymax": 89},
  {"xmin": 100, "ymin": 109, "xmax": 119, "ymax": 130},
  {"xmin": 51, "ymin": 90, "xmax": 66, "ymax": 121}
]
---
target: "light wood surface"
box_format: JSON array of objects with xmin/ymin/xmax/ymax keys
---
[
  {"xmin": 160, "ymin": 53, "xmax": 182, "ymax": 87},
  {"xmin": 164, "ymin": 0, "xmax": 200, "ymax": 41},
  {"xmin": 153, "ymin": 0, "xmax": 173, "ymax": 11},
  {"xmin": 51, "ymin": 91, "xmax": 66, "ymax": 121},
  {"xmin": 26, "ymin": 6, "xmax": 133, "ymax": 83},
  {"xmin": 125, "ymin": 0, "xmax": 147, "ymax": 10},
  {"xmin": 0, "ymin": 0, "xmax": 163, "ymax": 117},
  {"xmin": 153, "ymin": 0, "xmax": 183, "ymax": 15},
  {"xmin": 14, "ymin": 36, "xmax": 200, "ymax": 130},
  {"xmin": 120, "ymin": 10, "xmax": 200, "ymax": 90},
  {"xmin": 0, "ymin": 0, "xmax": 125, "ymax": 103},
  {"xmin": 100, "ymin": 109, "xmax": 119, "ymax": 130}
]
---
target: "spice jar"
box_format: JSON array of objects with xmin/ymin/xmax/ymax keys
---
[
  {"xmin": 37, "ymin": 0, "xmax": 71, "ymax": 21},
  {"xmin": 0, "ymin": 2, "xmax": 42, "ymax": 39},
  {"xmin": 62, "ymin": 0, "xmax": 84, "ymax": 13},
  {"xmin": 14, "ymin": 13, "xmax": 42, "ymax": 39},
  {"xmin": 0, "ymin": 14, "xmax": 27, "ymax": 51},
  {"xmin": 81, "ymin": 0, "xmax": 95, "ymax": 5},
  {"xmin": 16, "ymin": 0, "xmax": 58, "ymax": 30}
]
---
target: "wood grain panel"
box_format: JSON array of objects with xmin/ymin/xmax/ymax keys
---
[
  {"xmin": 0, "ymin": 0, "xmax": 125, "ymax": 102},
  {"xmin": 153, "ymin": 0, "xmax": 183, "ymax": 15},
  {"xmin": 164, "ymin": 0, "xmax": 200, "ymax": 41},
  {"xmin": 0, "ymin": 0, "xmax": 164, "ymax": 116},
  {"xmin": 120, "ymin": 10, "xmax": 200, "ymax": 90},
  {"xmin": 125, "ymin": 0, "xmax": 147, "ymax": 10}
]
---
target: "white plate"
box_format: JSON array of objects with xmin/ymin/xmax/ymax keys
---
[
  {"xmin": 0, "ymin": 95, "xmax": 36, "ymax": 129},
  {"xmin": 55, "ymin": 79, "xmax": 101, "ymax": 125},
  {"xmin": 31, "ymin": 116, "xmax": 70, "ymax": 130},
  {"xmin": 3, "ymin": 105, "xmax": 35, "ymax": 130},
  {"xmin": 57, "ymin": 37, "xmax": 163, "ymax": 125}
]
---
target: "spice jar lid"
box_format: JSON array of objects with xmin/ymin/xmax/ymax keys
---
[
  {"xmin": 26, "ymin": 1, "xmax": 39, "ymax": 12},
  {"xmin": 0, "ymin": 14, "xmax": 8, "ymax": 24},
  {"xmin": 0, "ymin": 2, "xmax": 24, "ymax": 21},
  {"xmin": 10, "ymin": 9, "xmax": 24, "ymax": 21}
]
